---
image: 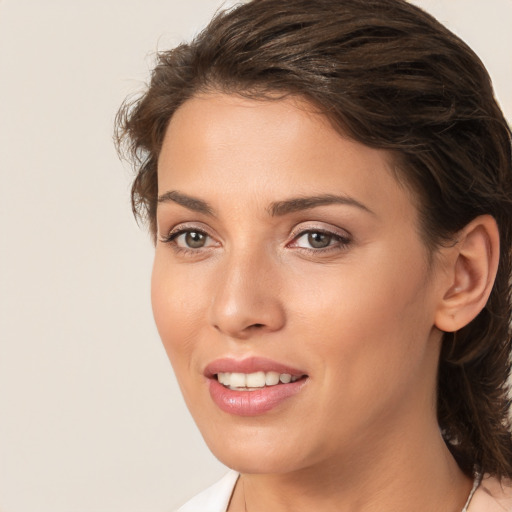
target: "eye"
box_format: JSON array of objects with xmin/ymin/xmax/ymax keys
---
[
  {"xmin": 176, "ymin": 230, "xmax": 209, "ymax": 249},
  {"xmin": 300, "ymin": 232, "xmax": 333, "ymax": 249},
  {"xmin": 291, "ymin": 229, "xmax": 351, "ymax": 251},
  {"xmin": 160, "ymin": 227, "xmax": 218, "ymax": 250}
]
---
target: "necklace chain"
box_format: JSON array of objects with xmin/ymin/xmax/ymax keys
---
[{"xmin": 461, "ymin": 474, "xmax": 481, "ymax": 512}]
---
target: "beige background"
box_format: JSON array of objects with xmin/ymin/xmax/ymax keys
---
[{"xmin": 0, "ymin": 1, "xmax": 510, "ymax": 511}]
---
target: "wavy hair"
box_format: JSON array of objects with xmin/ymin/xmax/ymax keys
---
[{"xmin": 115, "ymin": 0, "xmax": 512, "ymax": 478}]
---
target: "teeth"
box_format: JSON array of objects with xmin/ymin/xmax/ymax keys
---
[
  {"xmin": 217, "ymin": 371, "xmax": 303, "ymax": 389},
  {"xmin": 246, "ymin": 371, "xmax": 265, "ymax": 388},
  {"xmin": 230, "ymin": 372, "xmax": 246, "ymax": 388},
  {"xmin": 265, "ymin": 371, "xmax": 280, "ymax": 386}
]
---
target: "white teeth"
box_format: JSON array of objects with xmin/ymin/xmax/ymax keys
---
[
  {"xmin": 246, "ymin": 371, "xmax": 266, "ymax": 388},
  {"xmin": 230, "ymin": 372, "xmax": 246, "ymax": 388},
  {"xmin": 218, "ymin": 372, "xmax": 231, "ymax": 386},
  {"xmin": 217, "ymin": 371, "xmax": 303, "ymax": 389},
  {"xmin": 265, "ymin": 371, "xmax": 280, "ymax": 386}
]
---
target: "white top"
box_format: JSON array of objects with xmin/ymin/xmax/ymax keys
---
[
  {"xmin": 176, "ymin": 471, "xmax": 239, "ymax": 512},
  {"xmin": 176, "ymin": 471, "xmax": 512, "ymax": 512}
]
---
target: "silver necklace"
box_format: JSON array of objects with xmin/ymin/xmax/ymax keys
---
[{"xmin": 461, "ymin": 474, "xmax": 481, "ymax": 512}]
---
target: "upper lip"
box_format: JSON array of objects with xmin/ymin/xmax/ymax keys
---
[{"xmin": 204, "ymin": 357, "xmax": 307, "ymax": 378}]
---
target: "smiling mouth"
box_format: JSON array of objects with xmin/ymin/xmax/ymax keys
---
[{"xmin": 216, "ymin": 371, "xmax": 308, "ymax": 391}]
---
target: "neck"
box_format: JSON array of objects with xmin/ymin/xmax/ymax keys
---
[{"xmin": 228, "ymin": 411, "xmax": 472, "ymax": 512}]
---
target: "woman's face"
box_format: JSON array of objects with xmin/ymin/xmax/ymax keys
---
[{"xmin": 152, "ymin": 93, "xmax": 447, "ymax": 474}]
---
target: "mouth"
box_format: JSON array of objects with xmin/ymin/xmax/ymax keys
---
[
  {"xmin": 215, "ymin": 371, "xmax": 307, "ymax": 391},
  {"xmin": 204, "ymin": 357, "xmax": 309, "ymax": 416}
]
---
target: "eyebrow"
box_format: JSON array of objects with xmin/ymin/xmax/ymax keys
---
[
  {"xmin": 157, "ymin": 190, "xmax": 214, "ymax": 215},
  {"xmin": 157, "ymin": 190, "xmax": 374, "ymax": 217},
  {"xmin": 268, "ymin": 194, "xmax": 374, "ymax": 217}
]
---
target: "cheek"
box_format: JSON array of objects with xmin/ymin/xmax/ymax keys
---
[
  {"xmin": 150, "ymin": 255, "xmax": 208, "ymax": 374},
  {"xmin": 287, "ymin": 245, "xmax": 435, "ymax": 389}
]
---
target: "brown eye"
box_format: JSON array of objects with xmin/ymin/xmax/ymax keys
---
[
  {"xmin": 184, "ymin": 231, "xmax": 207, "ymax": 248},
  {"xmin": 164, "ymin": 228, "xmax": 215, "ymax": 250},
  {"xmin": 291, "ymin": 228, "xmax": 351, "ymax": 252},
  {"xmin": 307, "ymin": 232, "xmax": 332, "ymax": 248}
]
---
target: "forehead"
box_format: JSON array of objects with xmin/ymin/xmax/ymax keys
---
[{"xmin": 157, "ymin": 93, "xmax": 417, "ymax": 224}]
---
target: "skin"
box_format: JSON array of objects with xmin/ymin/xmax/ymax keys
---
[{"xmin": 152, "ymin": 93, "xmax": 475, "ymax": 511}]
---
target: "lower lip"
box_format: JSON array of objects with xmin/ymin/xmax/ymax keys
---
[{"xmin": 208, "ymin": 377, "xmax": 307, "ymax": 416}]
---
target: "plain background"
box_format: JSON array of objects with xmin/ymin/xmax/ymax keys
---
[{"xmin": 0, "ymin": 1, "xmax": 510, "ymax": 511}]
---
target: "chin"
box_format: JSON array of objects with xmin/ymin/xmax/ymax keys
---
[
  {"xmin": 199, "ymin": 420, "xmax": 315, "ymax": 475},
  {"xmin": 214, "ymin": 446, "xmax": 305, "ymax": 475}
]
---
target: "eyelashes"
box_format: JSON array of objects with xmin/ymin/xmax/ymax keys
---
[
  {"xmin": 159, "ymin": 224, "xmax": 352, "ymax": 255},
  {"xmin": 164, "ymin": 229, "xmax": 215, "ymax": 249},
  {"xmin": 290, "ymin": 229, "xmax": 351, "ymax": 251},
  {"xmin": 159, "ymin": 226, "xmax": 218, "ymax": 255}
]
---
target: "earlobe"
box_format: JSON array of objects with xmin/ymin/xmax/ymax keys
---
[{"xmin": 435, "ymin": 215, "xmax": 500, "ymax": 333}]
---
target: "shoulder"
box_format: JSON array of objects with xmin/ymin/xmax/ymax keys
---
[
  {"xmin": 468, "ymin": 475, "xmax": 512, "ymax": 512},
  {"xmin": 175, "ymin": 470, "xmax": 239, "ymax": 512}
]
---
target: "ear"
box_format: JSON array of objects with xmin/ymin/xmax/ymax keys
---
[{"xmin": 435, "ymin": 215, "xmax": 500, "ymax": 333}]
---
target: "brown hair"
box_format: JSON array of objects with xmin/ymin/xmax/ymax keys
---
[{"xmin": 116, "ymin": 0, "xmax": 512, "ymax": 478}]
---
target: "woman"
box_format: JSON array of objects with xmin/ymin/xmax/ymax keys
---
[{"xmin": 116, "ymin": 0, "xmax": 512, "ymax": 510}]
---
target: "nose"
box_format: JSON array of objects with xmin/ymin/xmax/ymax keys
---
[{"xmin": 209, "ymin": 248, "xmax": 286, "ymax": 339}]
